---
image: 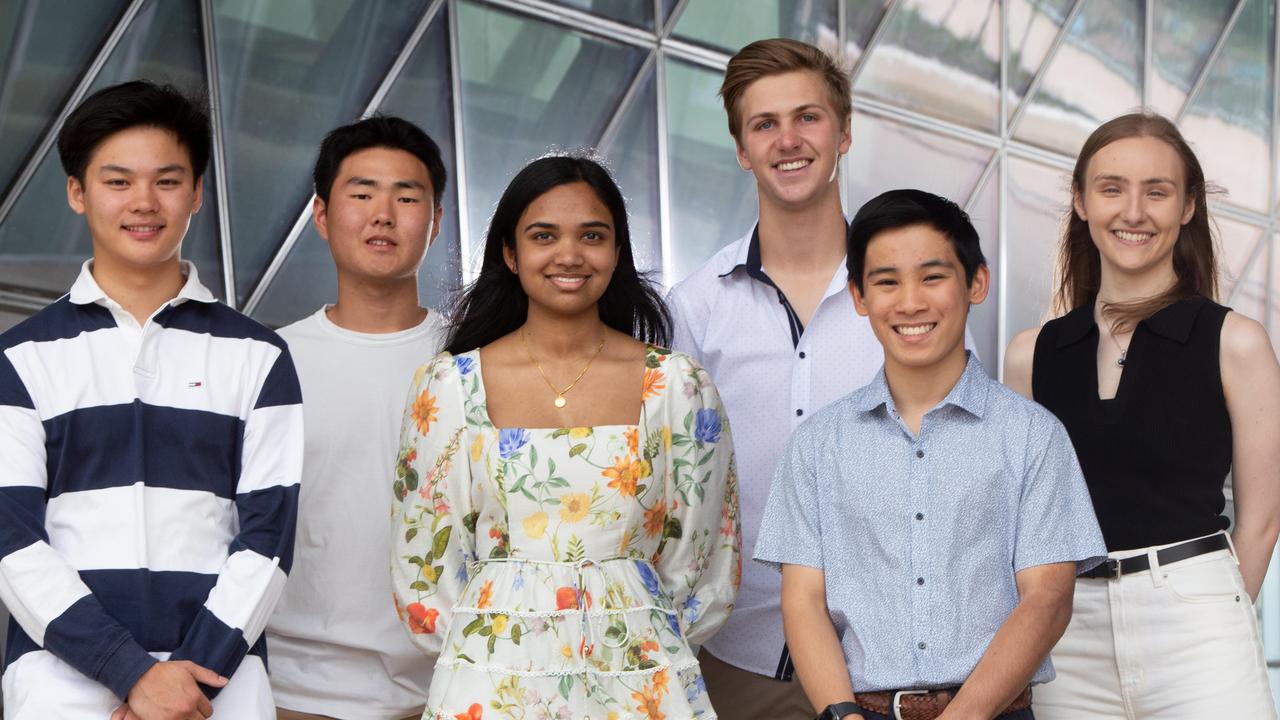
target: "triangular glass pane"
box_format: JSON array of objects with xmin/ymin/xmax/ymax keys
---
[
  {"xmin": 252, "ymin": 6, "xmax": 455, "ymax": 329},
  {"xmin": 845, "ymin": 111, "xmax": 994, "ymax": 211},
  {"xmin": 855, "ymin": 0, "xmax": 1001, "ymax": 132},
  {"xmin": 1004, "ymin": 0, "xmax": 1074, "ymax": 124},
  {"xmin": 1149, "ymin": 0, "xmax": 1236, "ymax": 118},
  {"xmin": 1179, "ymin": 0, "xmax": 1273, "ymax": 213},
  {"xmin": 0, "ymin": 0, "xmax": 129, "ymax": 197},
  {"xmin": 599, "ymin": 66, "xmax": 661, "ymax": 280},
  {"xmin": 213, "ymin": 0, "xmax": 434, "ymax": 305},
  {"xmin": 844, "ymin": 0, "xmax": 893, "ymax": 66},
  {"xmin": 1012, "ymin": 0, "xmax": 1142, "ymax": 156},
  {"xmin": 456, "ymin": 0, "xmax": 647, "ymax": 271},
  {"xmin": 664, "ymin": 57, "xmax": 756, "ymax": 283},
  {"xmin": 0, "ymin": 0, "xmax": 223, "ymax": 300},
  {"xmin": 1229, "ymin": 231, "xmax": 1267, "ymax": 324},
  {"xmin": 1005, "ymin": 155, "xmax": 1071, "ymax": 335},
  {"xmin": 546, "ymin": 0, "xmax": 655, "ymax": 29},
  {"xmin": 1217, "ymin": 216, "xmax": 1265, "ymax": 301},
  {"xmin": 672, "ymin": 0, "xmax": 838, "ymax": 55}
]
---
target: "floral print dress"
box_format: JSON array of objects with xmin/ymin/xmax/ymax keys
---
[{"xmin": 392, "ymin": 346, "xmax": 741, "ymax": 720}]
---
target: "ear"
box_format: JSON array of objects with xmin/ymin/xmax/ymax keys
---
[
  {"xmin": 837, "ymin": 116, "xmax": 852, "ymax": 156},
  {"xmin": 191, "ymin": 175, "xmax": 204, "ymax": 215},
  {"xmin": 428, "ymin": 203, "xmax": 443, "ymax": 246},
  {"xmin": 849, "ymin": 282, "xmax": 869, "ymax": 317},
  {"xmin": 967, "ymin": 264, "xmax": 990, "ymax": 306},
  {"xmin": 735, "ymin": 138, "xmax": 752, "ymax": 172},
  {"xmin": 1072, "ymin": 185, "xmax": 1087, "ymax": 222},
  {"xmin": 503, "ymin": 242, "xmax": 517, "ymax": 274},
  {"xmin": 312, "ymin": 195, "xmax": 330, "ymax": 241},
  {"xmin": 67, "ymin": 176, "xmax": 86, "ymax": 215},
  {"xmin": 1180, "ymin": 194, "xmax": 1196, "ymax": 225}
]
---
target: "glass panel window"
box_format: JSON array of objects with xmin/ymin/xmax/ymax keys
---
[
  {"xmin": 966, "ymin": 168, "xmax": 999, "ymax": 375},
  {"xmin": 1013, "ymin": 0, "xmax": 1142, "ymax": 156},
  {"xmin": 1217, "ymin": 214, "xmax": 1266, "ymax": 300},
  {"xmin": 547, "ymin": 0, "xmax": 654, "ymax": 29},
  {"xmin": 598, "ymin": 66, "xmax": 661, "ymax": 278},
  {"xmin": 0, "ymin": 0, "xmax": 221, "ymax": 299},
  {"xmin": 213, "ymin": 0, "xmax": 434, "ymax": 304},
  {"xmin": 664, "ymin": 57, "xmax": 756, "ymax": 282},
  {"xmin": 1004, "ymin": 0, "xmax": 1074, "ymax": 124},
  {"xmin": 855, "ymin": 0, "xmax": 1002, "ymax": 132},
  {"xmin": 252, "ymin": 6, "xmax": 456, "ymax": 328},
  {"xmin": 0, "ymin": 0, "xmax": 129, "ymax": 197},
  {"xmin": 1179, "ymin": 0, "xmax": 1273, "ymax": 213},
  {"xmin": 1005, "ymin": 155, "xmax": 1071, "ymax": 336},
  {"xmin": 1149, "ymin": 0, "xmax": 1236, "ymax": 118},
  {"xmin": 455, "ymin": 0, "xmax": 646, "ymax": 271},
  {"xmin": 844, "ymin": 0, "xmax": 892, "ymax": 65},
  {"xmin": 671, "ymin": 0, "xmax": 837, "ymax": 55}
]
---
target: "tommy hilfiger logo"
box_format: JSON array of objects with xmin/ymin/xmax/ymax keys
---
[{"xmin": 188, "ymin": 381, "xmax": 203, "ymax": 388}]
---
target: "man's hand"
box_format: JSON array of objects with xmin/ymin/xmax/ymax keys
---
[{"xmin": 122, "ymin": 660, "xmax": 227, "ymax": 720}]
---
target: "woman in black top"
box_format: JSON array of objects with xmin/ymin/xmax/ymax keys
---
[{"xmin": 1005, "ymin": 112, "xmax": 1280, "ymax": 718}]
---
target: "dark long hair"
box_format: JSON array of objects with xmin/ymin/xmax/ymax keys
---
[
  {"xmin": 1057, "ymin": 112, "xmax": 1218, "ymax": 330},
  {"xmin": 445, "ymin": 154, "xmax": 670, "ymax": 354}
]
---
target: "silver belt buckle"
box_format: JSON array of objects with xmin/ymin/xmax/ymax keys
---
[{"xmin": 892, "ymin": 689, "xmax": 929, "ymax": 720}]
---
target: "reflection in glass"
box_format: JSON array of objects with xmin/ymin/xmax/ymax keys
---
[
  {"xmin": 672, "ymin": 0, "xmax": 837, "ymax": 55},
  {"xmin": 0, "ymin": 0, "xmax": 222, "ymax": 299},
  {"xmin": 1005, "ymin": 156, "xmax": 1070, "ymax": 337},
  {"xmin": 456, "ymin": 0, "xmax": 645, "ymax": 270},
  {"xmin": 213, "ymin": 0, "xmax": 432, "ymax": 304},
  {"xmin": 599, "ymin": 68, "xmax": 661, "ymax": 279},
  {"xmin": 0, "ymin": 0, "xmax": 128, "ymax": 197},
  {"xmin": 253, "ymin": 7, "xmax": 457, "ymax": 328},
  {"xmin": 664, "ymin": 58, "xmax": 756, "ymax": 282},
  {"xmin": 845, "ymin": 111, "xmax": 993, "ymax": 213},
  {"xmin": 844, "ymin": 0, "xmax": 892, "ymax": 65},
  {"xmin": 1179, "ymin": 0, "xmax": 1273, "ymax": 213},
  {"xmin": 855, "ymin": 0, "xmax": 1001, "ymax": 132},
  {"xmin": 1005, "ymin": 0, "xmax": 1073, "ymax": 122},
  {"xmin": 1149, "ymin": 0, "xmax": 1235, "ymax": 117},
  {"xmin": 547, "ymin": 0, "xmax": 653, "ymax": 29},
  {"xmin": 1216, "ymin": 214, "xmax": 1265, "ymax": 302},
  {"xmin": 1013, "ymin": 0, "xmax": 1141, "ymax": 156},
  {"xmin": 967, "ymin": 168, "xmax": 999, "ymax": 376}
]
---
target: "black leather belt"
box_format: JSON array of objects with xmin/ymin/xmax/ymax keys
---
[{"xmin": 1081, "ymin": 534, "xmax": 1230, "ymax": 579}]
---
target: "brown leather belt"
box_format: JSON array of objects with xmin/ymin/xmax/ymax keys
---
[{"xmin": 853, "ymin": 686, "xmax": 1031, "ymax": 720}]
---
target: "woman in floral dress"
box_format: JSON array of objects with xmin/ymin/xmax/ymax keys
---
[{"xmin": 392, "ymin": 155, "xmax": 741, "ymax": 720}]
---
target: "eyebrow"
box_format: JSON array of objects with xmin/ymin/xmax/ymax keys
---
[
  {"xmin": 866, "ymin": 258, "xmax": 957, "ymax": 276},
  {"xmin": 522, "ymin": 220, "xmax": 613, "ymax": 233},
  {"xmin": 345, "ymin": 176, "xmax": 427, "ymax": 191},
  {"xmin": 745, "ymin": 103, "xmax": 824, "ymax": 125},
  {"xmin": 1093, "ymin": 173, "xmax": 1178, "ymax": 185},
  {"xmin": 98, "ymin": 163, "xmax": 187, "ymax": 175}
]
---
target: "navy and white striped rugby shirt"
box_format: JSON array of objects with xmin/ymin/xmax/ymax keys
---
[{"xmin": 0, "ymin": 261, "xmax": 302, "ymax": 704}]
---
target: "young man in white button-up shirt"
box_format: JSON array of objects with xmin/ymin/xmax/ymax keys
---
[{"xmin": 667, "ymin": 38, "xmax": 883, "ymax": 720}]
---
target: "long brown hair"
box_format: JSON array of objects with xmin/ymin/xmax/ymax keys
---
[{"xmin": 1056, "ymin": 112, "xmax": 1218, "ymax": 331}]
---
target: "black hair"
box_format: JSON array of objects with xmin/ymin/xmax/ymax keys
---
[
  {"xmin": 313, "ymin": 114, "xmax": 447, "ymax": 207},
  {"xmin": 846, "ymin": 189, "xmax": 986, "ymax": 292},
  {"xmin": 445, "ymin": 154, "xmax": 670, "ymax": 354},
  {"xmin": 57, "ymin": 80, "xmax": 211, "ymax": 182}
]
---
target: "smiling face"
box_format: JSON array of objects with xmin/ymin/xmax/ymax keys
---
[
  {"xmin": 1074, "ymin": 135, "xmax": 1195, "ymax": 285},
  {"xmin": 67, "ymin": 126, "xmax": 202, "ymax": 274},
  {"xmin": 734, "ymin": 70, "xmax": 851, "ymax": 211},
  {"xmin": 503, "ymin": 181, "xmax": 619, "ymax": 319},
  {"xmin": 852, "ymin": 223, "xmax": 988, "ymax": 375},
  {"xmin": 314, "ymin": 146, "xmax": 440, "ymax": 285}
]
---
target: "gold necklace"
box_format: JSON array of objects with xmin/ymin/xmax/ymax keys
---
[{"xmin": 520, "ymin": 328, "xmax": 606, "ymax": 408}]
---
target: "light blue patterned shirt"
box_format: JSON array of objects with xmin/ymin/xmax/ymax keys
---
[{"xmin": 754, "ymin": 352, "xmax": 1105, "ymax": 692}]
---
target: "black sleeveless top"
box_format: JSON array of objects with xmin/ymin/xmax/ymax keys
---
[{"xmin": 1032, "ymin": 295, "xmax": 1232, "ymax": 551}]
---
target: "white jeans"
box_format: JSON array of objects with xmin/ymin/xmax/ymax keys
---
[{"xmin": 1034, "ymin": 533, "xmax": 1276, "ymax": 719}]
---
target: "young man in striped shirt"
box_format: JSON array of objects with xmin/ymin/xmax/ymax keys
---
[{"xmin": 0, "ymin": 80, "xmax": 302, "ymax": 719}]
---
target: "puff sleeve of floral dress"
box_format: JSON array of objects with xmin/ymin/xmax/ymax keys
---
[{"xmin": 391, "ymin": 347, "xmax": 741, "ymax": 720}]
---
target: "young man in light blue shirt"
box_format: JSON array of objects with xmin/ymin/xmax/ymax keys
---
[{"xmin": 756, "ymin": 189, "xmax": 1105, "ymax": 720}]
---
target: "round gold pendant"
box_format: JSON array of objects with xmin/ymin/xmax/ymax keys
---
[{"xmin": 554, "ymin": 396, "xmax": 567, "ymax": 408}]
